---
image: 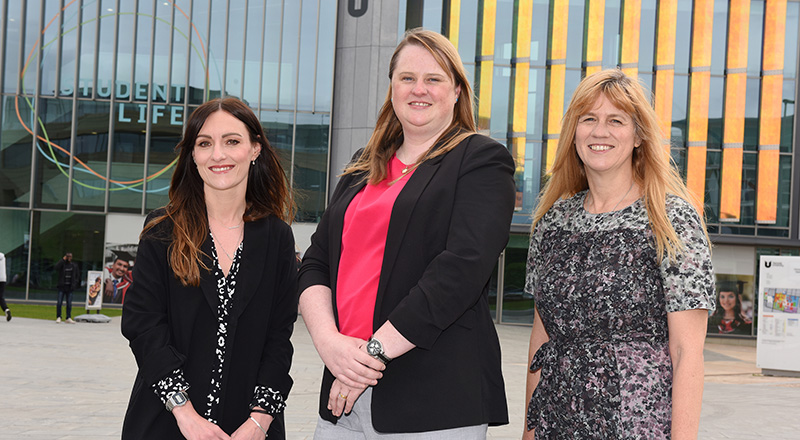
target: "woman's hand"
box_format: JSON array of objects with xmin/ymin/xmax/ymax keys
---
[
  {"xmin": 317, "ymin": 332, "xmax": 385, "ymax": 388},
  {"xmin": 328, "ymin": 378, "xmax": 366, "ymax": 417},
  {"xmin": 172, "ymin": 401, "xmax": 230, "ymax": 439},
  {"xmin": 231, "ymin": 412, "xmax": 273, "ymax": 440}
]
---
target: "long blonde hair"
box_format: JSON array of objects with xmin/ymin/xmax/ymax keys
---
[
  {"xmin": 343, "ymin": 28, "xmax": 476, "ymax": 184},
  {"xmin": 532, "ymin": 69, "xmax": 708, "ymax": 262}
]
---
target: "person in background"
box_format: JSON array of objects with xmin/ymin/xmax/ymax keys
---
[
  {"xmin": 104, "ymin": 257, "xmax": 132, "ymax": 304},
  {"xmin": 0, "ymin": 252, "xmax": 10, "ymax": 321},
  {"xmin": 524, "ymin": 69, "xmax": 714, "ymax": 439},
  {"xmin": 55, "ymin": 252, "xmax": 80, "ymax": 324},
  {"xmin": 299, "ymin": 28, "xmax": 514, "ymax": 438},
  {"xmin": 121, "ymin": 97, "xmax": 297, "ymax": 439}
]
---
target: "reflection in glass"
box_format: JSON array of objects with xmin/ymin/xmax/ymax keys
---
[
  {"xmin": 78, "ymin": 0, "xmax": 98, "ymax": 98},
  {"xmin": 457, "ymin": 0, "xmax": 479, "ymax": 62},
  {"xmin": 315, "ymin": 0, "xmax": 337, "ymax": 112},
  {"xmin": 739, "ymin": 151, "xmax": 757, "ymax": 225},
  {"xmin": 145, "ymin": 106, "xmax": 185, "ymax": 211},
  {"xmin": 279, "ymin": 1, "xmax": 301, "ymax": 110},
  {"xmin": 494, "ymin": 0, "xmax": 514, "ymax": 65},
  {"xmin": 526, "ymin": 68, "xmax": 545, "ymax": 137},
  {"xmin": 133, "ymin": 1, "xmax": 155, "ymax": 97},
  {"xmin": 0, "ymin": 209, "xmax": 31, "ymax": 299},
  {"xmin": 59, "ymin": 1, "xmax": 79, "ymax": 97},
  {"xmin": 39, "ymin": 0, "xmax": 61, "ymax": 96},
  {"xmin": 774, "ymin": 154, "xmax": 792, "ymax": 228},
  {"xmin": 109, "ymin": 104, "xmax": 147, "ymax": 212},
  {"xmin": 4, "ymin": 1, "xmax": 22, "ymax": 93},
  {"xmin": 116, "ymin": 0, "xmax": 136, "ymax": 96},
  {"xmin": 96, "ymin": 0, "xmax": 118, "ymax": 99},
  {"xmin": 206, "ymin": 0, "xmax": 227, "ymax": 100},
  {"xmin": 72, "ymin": 101, "xmax": 111, "ymax": 211},
  {"xmin": 28, "ymin": 211, "xmax": 105, "ymax": 301},
  {"xmin": 707, "ymin": 76, "xmax": 724, "ymax": 149},
  {"xmin": 21, "ymin": 1, "xmax": 39, "ymax": 95},
  {"xmin": 34, "ymin": 98, "xmax": 72, "ymax": 209},
  {"xmin": 785, "ymin": 2, "xmax": 799, "ymax": 79},
  {"xmin": 531, "ymin": 0, "xmax": 550, "ymax": 65},
  {"xmin": 165, "ymin": 0, "xmax": 188, "ymax": 104},
  {"xmin": 501, "ymin": 235, "xmax": 533, "ymax": 324},
  {"xmin": 188, "ymin": 0, "xmax": 210, "ymax": 104},
  {"xmin": 242, "ymin": 0, "xmax": 266, "ymax": 104},
  {"xmin": 710, "ymin": 0, "xmax": 729, "ymax": 76},
  {"xmin": 293, "ymin": 113, "xmax": 329, "ymax": 222},
  {"xmin": 261, "ymin": 0, "xmax": 284, "ymax": 109},
  {"xmin": 226, "ymin": 2, "xmax": 247, "ymax": 98},
  {"xmin": 0, "ymin": 96, "xmax": 33, "ymax": 207},
  {"xmin": 639, "ymin": 1, "xmax": 657, "ymax": 72},
  {"xmin": 564, "ymin": 69, "xmax": 582, "ymax": 110},
  {"xmin": 671, "ymin": 74, "xmax": 689, "ymax": 146},
  {"xmin": 743, "ymin": 78, "xmax": 760, "ymax": 151},
  {"xmin": 602, "ymin": 0, "xmax": 621, "ymax": 70},
  {"xmin": 674, "ymin": 0, "xmax": 692, "ymax": 74},
  {"xmin": 781, "ymin": 80, "xmax": 795, "ymax": 153},
  {"xmin": 421, "ymin": 0, "xmax": 444, "ymax": 32},
  {"xmin": 566, "ymin": 0, "xmax": 585, "ymax": 69},
  {"xmin": 704, "ymin": 150, "xmax": 721, "ymax": 223},
  {"xmin": 748, "ymin": 1, "xmax": 765, "ymax": 76},
  {"xmin": 297, "ymin": 0, "xmax": 319, "ymax": 112},
  {"xmin": 490, "ymin": 66, "xmax": 511, "ymax": 140},
  {"xmin": 261, "ymin": 110, "xmax": 294, "ymax": 175}
]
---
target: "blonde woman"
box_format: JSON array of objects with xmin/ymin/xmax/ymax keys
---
[
  {"xmin": 299, "ymin": 29, "xmax": 514, "ymax": 438},
  {"xmin": 523, "ymin": 70, "xmax": 713, "ymax": 439}
]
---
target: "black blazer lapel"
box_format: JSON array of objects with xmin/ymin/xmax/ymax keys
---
[
  {"xmin": 231, "ymin": 219, "xmax": 268, "ymax": 320},
  {"xmin": 373, "ymin": 155, "xmax": 445, "ymax": 322},
  {"xmin": 199, "ymin": 236, "xmax": 219, "ymax": 314}
]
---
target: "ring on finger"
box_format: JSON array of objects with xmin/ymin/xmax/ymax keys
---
[{"xmin": 339, "ymin": 393, "xmax": 348, "ymax": 400}]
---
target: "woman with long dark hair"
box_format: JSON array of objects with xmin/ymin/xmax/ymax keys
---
[
  {"xmin": 122, "ymin": 97, "xmax": 297, "ymax": 439},
  {"xmin": 708, "ymin": 286, "xmax": 752, "ymax": 335}
]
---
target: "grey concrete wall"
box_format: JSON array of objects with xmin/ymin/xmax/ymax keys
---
[{"xmin": 328, "ymin": 0, "xmax": 401, "ymax": 198}]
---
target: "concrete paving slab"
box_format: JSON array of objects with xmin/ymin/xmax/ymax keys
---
[{"xmin": 1, "ymin": 316, "xmax": 799, "ymax": 439}]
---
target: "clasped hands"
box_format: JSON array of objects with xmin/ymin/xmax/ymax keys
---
[{"xmin": 318, "ymin": 333, "xmax": 386, "ymax": 417}]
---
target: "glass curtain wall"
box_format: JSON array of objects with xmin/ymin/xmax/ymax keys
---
[
  {"xmin": 0, "ymin": 0, "xmax": 336, "ymax": 300},
  {"xmin": 411, "ymin": 0, "xmax": 800, "ymax": 324}
]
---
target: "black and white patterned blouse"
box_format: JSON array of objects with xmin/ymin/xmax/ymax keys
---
[
  {"xmin": 525, "ymin": 192, "xmax": 714, "ymax": 439},
  {"xmin": 152, "ymin": 234, "xmax": 286, "ymax": 422}
]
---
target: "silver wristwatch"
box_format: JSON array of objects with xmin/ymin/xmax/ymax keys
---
[
  {"xmin": 366, "ymin": 336, "xmax": 392, "ymax": 364},
  {"xmin": 165, "ymin": 390, "xmax": 190, "ymax": 412}
]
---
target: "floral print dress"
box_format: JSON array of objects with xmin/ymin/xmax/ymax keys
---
[{"xmin": 525, "ymin": 191, "xmax": 714, "ymax": 439}]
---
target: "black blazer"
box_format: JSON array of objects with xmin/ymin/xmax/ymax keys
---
[
  {"xmin": 299, "ymin": 133, "xmax": 514, "ymax": 433},
  {"xmin": 121, "ymin": 212, "xmax": 297, "ymax": 439}
]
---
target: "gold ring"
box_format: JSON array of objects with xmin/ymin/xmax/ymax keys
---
[{"xmin": 339, "ymin": 393, "xmax": 348, "ymax": 400}]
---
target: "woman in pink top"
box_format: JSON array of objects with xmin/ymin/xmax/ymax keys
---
[{"xmin": 298, "ymin": 29, "xmax": 515, "ymax": 438}]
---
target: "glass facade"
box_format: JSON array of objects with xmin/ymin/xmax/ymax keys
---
[
  {"xmin": 0, "ymin": 0, "xmax": 334, "ymax": 301},
  {"xmin": 409, "ymin": 0, "xmax": 800, "ymax": 325}
]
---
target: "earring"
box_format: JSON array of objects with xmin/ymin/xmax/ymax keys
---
[
  {"xmin": 251, "ymin": 159, "xmax": 256, "ymax": 166},
  {"xmin": 455, "ymin": 97, "xmax": 459, "ymax": 103}
]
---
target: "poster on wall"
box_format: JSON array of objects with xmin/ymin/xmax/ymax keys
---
[
  {"xmin": 103, "ymin": 244, "xmax": 136, "ymax": 305},
  {"xmin": 756, "ymin": 256, "xmax": 800, "ymax": 373},
  {"xmin": 707, "ymin": 274, "xmax": 755, "ymax": 336},
  {"xmin": 85, "ymin": 270, "xmax": 104, "ymax": 310}
]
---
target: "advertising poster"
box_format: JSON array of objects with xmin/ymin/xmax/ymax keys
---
[
  {"xmin": 85, "ymin": 270, "xmax": 104, "ymax": 310},
  {"xmin": 103, "ymin": 244, "xmax": 136, "ymax": 305},
  {"xmin": 707, "ymin": 274, "xmax": 755, "ymax": 336},
  {"xmin": 756, "ymin": 256, "xmax": 800, "ymax": 373}
]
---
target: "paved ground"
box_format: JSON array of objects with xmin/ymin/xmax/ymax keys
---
[{"xmin": 1, "ymin": 315, "xmax": 799, "ymax": 439}]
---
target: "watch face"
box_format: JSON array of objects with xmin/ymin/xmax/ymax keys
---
[{"xmin": 366, "ymin": 338, "xmax": 381, "ymax": 355}]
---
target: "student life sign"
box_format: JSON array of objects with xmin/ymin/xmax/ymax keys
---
[{"xmin": 60, "ymin": 79, "xmax": 186, "ymax": 126}]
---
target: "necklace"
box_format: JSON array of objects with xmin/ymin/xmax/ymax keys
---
[
  {"xmin": 208, "ymin": 214, "xmax": 243, "ymax": 229},
  {"xmin": 587, "ymin": 181, "xmax": 635, "ymax": 214},
  {"xmin": 211, "ymin": 227, "xmax": 243, "ymax": 261}
]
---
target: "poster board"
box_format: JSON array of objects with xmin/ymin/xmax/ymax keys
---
[
  {"xmin": 85, "ymin": 270, "xmax": 104, "ymax": 309},
  {"xmin": 756, "ymin": 256, "xmax": 800, "ymax": 372}
]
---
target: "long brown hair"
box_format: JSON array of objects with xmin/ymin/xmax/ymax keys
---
[
  {"xmin": 142, "ymin": 97, "xmax": 294, "ymax": 286},
  {"xmin": 532, "ymin": 69, "xmax": 708, "ymax": 263},
  {"xmin": 343, "ymin": 28, "xmax": 476, "ymax": 184}
]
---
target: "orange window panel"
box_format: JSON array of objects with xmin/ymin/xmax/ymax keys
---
[
  {"xmin": 653, "ymin": 0, "xmax": 677, "ymax": 153},
  {"xmin": 544, "ymin": 0, "xmax": 568, "ymax": 173},
  {"xmin": 585, "ymin": 0, "xmax": 606, "ymax": 76},
  {"xmin": 756, "ymin": 0, "xmax": 786, "ymax": 224},
  {"xmin": 510, "ymin": 0, "xmax": 533, "ymax": 211},
  {"xmin": 476, "ymin": 0, "xmax": 497, "ymax": 131},
  {"xmin": 685, "ymin": 0, "xmax": 714, "ymax": 210},
  {"xmin": 719, "ymin": 0, "xmax": 750, "ymax": 222},
  {"xmin": 620, "ymin": 0, "xmax": 642, "ymax": 78}
]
